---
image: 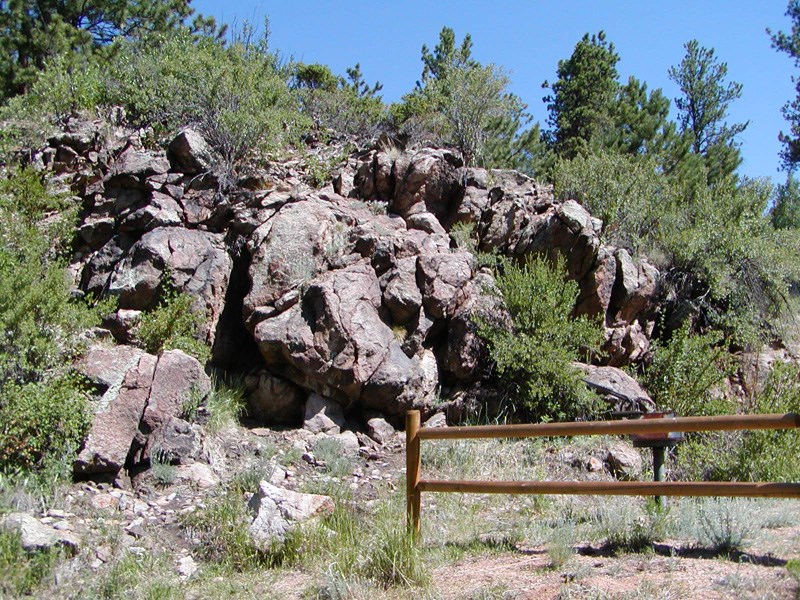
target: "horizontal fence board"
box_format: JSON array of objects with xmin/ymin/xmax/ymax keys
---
[
  {"xmin": 417, "ymin": 413, "xmax": 800, "ymax": 440},
  {"xmin": 417, "ymin": 479, "xmax": 800, "ymax": 498}
]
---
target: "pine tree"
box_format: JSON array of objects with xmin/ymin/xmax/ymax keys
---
[
  {"xmin": 395, "ymin": 26, "xmax": 547, "ymax": 172},
  {"xmin": 668, "ymin": 39, "xmax": 748, "ymax": 184},
  {"xmin": 0, "ymin": 0, "xmax": 221, "ymax": 99},
  {"xmin": 769, "ymin": 0, "xmax": 800, "ymax": 170},
  {"xmin": 543, "ymin": 31, "xmax": 619, "ymax": 159}
]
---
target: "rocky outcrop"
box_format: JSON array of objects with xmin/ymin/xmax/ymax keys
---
[{"xmin": 34, "ymin": 116, "xmax": 664, "ymax": 434}]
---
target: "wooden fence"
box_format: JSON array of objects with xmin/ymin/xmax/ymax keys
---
[{"xmin": 405, "ymin": 410, "xmax": 800, "ymax": 536}]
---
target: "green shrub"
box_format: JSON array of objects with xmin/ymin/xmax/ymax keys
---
[
  {"xmin": 137, "ymin": 287, "xmax": 210, "ymax": 363},
  {"xmin": 642, "ymin": 323, "xmax": 734, "ymax": 417},
  {"xmin": 554, "ymin": 151, "xmax": 669, "ymax": 252},
  {"xmin": 728, "ymin": 361, "xmax": 800, "ymax": 482},
  {"xmin": 693, "ymin": 498, "xmax": 754, "ymax": 553},
  {"xmin": 0, "ymin": 375, "xmax": 91, "ymax": 474},
  {"xmin": 184, "ymin": 485, "xmax": 310, "ymax": 572},
  {"xmin": 0, "ymin": 529, "xmax": 63, "ymax": 597},
  {"xmin": 106, "ymin": 28, "xmax": 306, "ymax": 186},
  {"xmin": 150, "ymin": 447, "xmax": 177, "ymax": 487},
  {"xmin": 0, "ymin": 169, "xmax": 98, "ymax": 384},
  {"xmin": 312, "ymin": 438, "xmax": 355, "ymax": 478},
  {"xmin": 294, "ymin": 62, "xmax": 386, "ymax": 139},
  {"xmin": 477, "ymin": 256, "xmax": 603, "ymax": 421},
  {"xmin": 554, "ymin": 150, "xmax": 798, "ymax": 346},
  {"xmin": 0, "ymin": 52, "xmax": 105, "ymax": 157},
  {"xmin": 205, "ymin": 376, "xmax": 246, "ymax": 433},
  {"xmin": 362, "ymin": 520, "xmax": 428, "ymax": 588},
  {"xmin": 0, "ymin": 169, "xmax": 97, "ymax": 477}
]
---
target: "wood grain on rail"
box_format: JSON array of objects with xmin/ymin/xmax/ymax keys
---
[
  {"xmin": 416, "ymin": 413, "xmax": 800, "ymax": 440},
  {"xmin": 417, "ymin": 479, "xmax": 800, "ymax": 498}
]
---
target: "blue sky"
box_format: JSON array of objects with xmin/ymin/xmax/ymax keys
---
[{"xmin": 193, "ymin": 0, "xmax": 797, "ymax": 182}]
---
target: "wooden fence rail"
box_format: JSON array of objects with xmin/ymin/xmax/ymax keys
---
[{"xmin": 405, "ymin": 410, "xmax": 800, "ymax": 536}]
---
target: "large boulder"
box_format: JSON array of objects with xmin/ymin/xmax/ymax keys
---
[
  {"xmin": 575, "ymin": 363, "xmax": 655, "ymax": 413},
  {"xmin": 417, "ymin": 252, "xmax": 475, "ymax": 319},
  {"xmin": 303, "ymin": 394, "xmax": 345, "ymax": 434},
  {"xmin": 168, "ymin": 129, "xmax": 215, "ymax": 175},
  {"xmin": 244, "ymin": 198, "xmax": 346, "ymax": 319},
  {"xmin": 75, "ymin": 347, "xmax": 156, "ymax": 474},
  {"xmin": 0, "ymin": 513, "xmax": 79, "ymax": 553},
  {"xmin": 253, "ymin": 261, "xmax": 392, "ymax": 401}
]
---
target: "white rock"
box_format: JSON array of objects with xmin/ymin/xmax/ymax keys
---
[
  {"xmin": 177, "ymin": 555, "xmax": 198, "ymax": 578},
  {"xmin": 0, "ymin": 513, "xmax": 79, "ymax": 553},
  {"xmin": 303, "ymin": 394, "xmax": 345, "ymax": 434},
  {"xmin": 423, "ymin": 413, "xmax": 447, "ymax": 428},
  {"xmin": 175, "ymin": 463, "xmax": 219, "ymax": 489},
  {"xmin": 248, "ymin": 481, "xmax": 334, "ymax": 549}
]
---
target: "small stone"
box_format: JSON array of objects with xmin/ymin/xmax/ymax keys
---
[
  {"xmin": 52, "ymin": 521, "xmax": 74, "ymax": 532},
  {"xmin": 91, "ymin": 494, "xmax": 119, "ymax": 510},
  {"xmin": 132, "ymin": 500, "xmax": 149, "ymax": 515},
  {"xmin": 605, "ymin": 442, "xmax": 643, "ymax": 480},
  {"xmin": 247, "ymin": 481, "xmax": 334, "ymax": 549},
  {"xmin": 366, "ymin": 417, "xmax": 396, "ymax": 445},
  {"xmin": 423, "ymin": 413, "xmax": 447, "ymax": 429},
  {"xmin": 124, "ymin": 518, "xmax": 145, "ymax": 538},
  {"xmin": 270, "ymin": 466, "xmax": 288, "ymax": 486},
  {"xmin": 585, "ymin": 456, "xmax": 604, "ymax": 472},
  {"xmin": 96, "ymin": 545, "xmax": 113, "ymax": 563},
  {"xmin": 177, "ymin": 556, "xmax": 198, "ymax": 578},
  {"xmin": 332, "ymin": 431, "xmax": 360, "ymax": 454},
  {"xmin": 174, "ymin": 463, "xmax": 220, "ymax": 489}
]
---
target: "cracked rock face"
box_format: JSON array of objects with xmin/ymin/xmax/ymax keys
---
[
  {"xmin": 48, "ymin": 118, "xmax": 662, "ymax": 429},
  {"xmin": 75, "ymin": 346, "xmax": 210, "ymax": 475}
]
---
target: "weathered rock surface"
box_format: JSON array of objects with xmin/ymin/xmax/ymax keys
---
[
  {"xmin": 575, "ymin": 363, "xmax": 655, "ymax": 414},
  {"xmin": 75, "ymin": 347, "xmax": 210, "ymax": 475},
  {"xmin": 41, "ymin": 115, "xmax": 666, "ymax": 434},
  {"xmin": 75, "ymin": 346, "xmax": 155, "ymax": 474},
  {"xmin": 0, "ymin": 513, "xmax": 80, "ymax": 553},
  {"xmin": 605, "ymin": 442, "xmax": 643, "ymax": 480},
  {"xmin": 148, "ymin": 417, "xmax": 203, "ymax": 465},
  {"xmin": 168, "ymin": 128, "xmax": 215, "ymax": 175},
  {"xmin": 106, "ymin": 228, "xmax": 231, "ymax": 345},
  {"xmin": 247, "ymin": 482, "xmax": 334, "ymax": 548},
  {"xmin": 366, "ymin": 416, "xmax": 396, "ymax": 445},
  {"xmin": 303, "ymin": 394, "xmax": 345, "ymax": 435}
]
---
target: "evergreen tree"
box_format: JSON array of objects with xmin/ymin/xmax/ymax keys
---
[
  {"xmin": 419, "ymin": 26, "xmax": 477, "ymax": 85},
  {"xmin": 771, "ymin": 174, "xmax": 800, "ymax": 228},
  {"xmin": 769, "ymin": 0, "xmax": 800, "ymax": 170},
  {"xmin": 0, "ymin": 0, "xmax": 220, "ymax": 99},
  {"xmin": 607, "ymin": 76, "xmax": 671, "ymax": 155},
  {"xmin": 668, "ymin": 40, "xmax": 748, "ymax": 184},
  {"xmin": 395, "ymin": 26, "xmax": 546, "ymax": 172},
  {"xmin": 543, "ymin": 31, "xmax": 619, "ymax": 159}
]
